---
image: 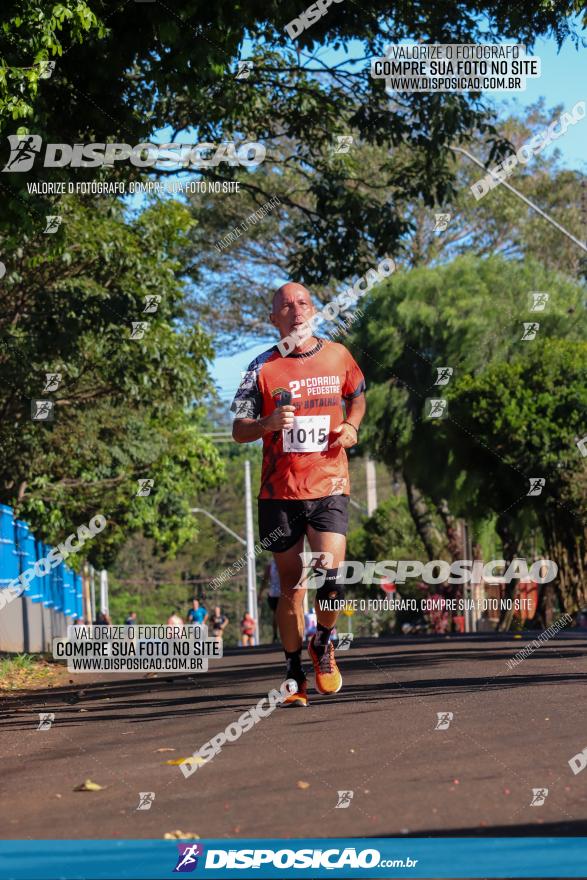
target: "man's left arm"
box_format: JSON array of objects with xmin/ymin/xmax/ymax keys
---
[{"xmin": 330, "ymin": 392, "xmax": 366, "ymax": 449}]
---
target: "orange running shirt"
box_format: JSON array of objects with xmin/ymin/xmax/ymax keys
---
[{"xmin": 231, "ymin": 338, "xmax": 365, "ymax": 500}]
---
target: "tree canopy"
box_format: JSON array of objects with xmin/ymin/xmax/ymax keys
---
[
  {"xmin": 349, "ymin": 255, "xmax": 587, "ymax": 610},
  {"xmin": 2, "ymin": 0, "xmax": 585, "ymax": 277},
  {"xmin": 0, "ymin": 193, "xmax": 223, "ymax": 565}
]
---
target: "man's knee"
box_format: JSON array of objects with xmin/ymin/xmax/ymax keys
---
[{"xmin": 316, "ymin": 568, "xmax": 345, "ymax": 612}]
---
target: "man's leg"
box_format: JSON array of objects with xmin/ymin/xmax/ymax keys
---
[
  {"xmin": 308, "ymin": 526, "xmax": 346, "ymax": 657},
  {"xmin": 306, "ymin": 527, "xmax": 346, "ymax": 632},
  {"xmin": 304, "ymin": 495, "xmax": 350, "ymax": 695},
  {"xmin": 258, "ymin": 499, "xmax": 308, "ymax": 705},
  {"xmin": 273, "ymin": 537, "xmax": 309, "ymax": 702}
]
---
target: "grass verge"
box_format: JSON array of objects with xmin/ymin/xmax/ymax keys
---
[{"xmin": 0, "ymin": 653, "xmax": 63, "ymax": 692}]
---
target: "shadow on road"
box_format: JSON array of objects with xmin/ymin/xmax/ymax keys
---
[
  {"xmin": 1, "ymin": 637, "xmax": 586, "ymax": 730},
  {"xmin": 390, "ymin": 817, "xmax": 587, "ymax": 836}
]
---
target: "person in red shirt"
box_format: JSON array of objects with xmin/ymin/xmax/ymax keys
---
[
  {"xmin": 240, "ymin": 611, "xmax": 256, "ymax": 647},
  {"xmin": 231, "ymin": 282, "xmax": 366, "ymax": 706}
]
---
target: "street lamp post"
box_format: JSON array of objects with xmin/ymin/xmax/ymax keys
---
[
  {"xmin": 244, "ymin": 460, "xmax": 259, "ymax": 645},
  {"xmin": 190, "ymin": 458, "xmax": 259, "ymax": 645}
]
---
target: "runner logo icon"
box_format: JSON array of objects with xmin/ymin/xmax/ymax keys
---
[
  {"xmin": 174, "ymin": 843, "xmax": 204, "ymax": 872},
  {"xmin": 530, "ymin": 787, "xmax": 548, "ymax": 806},
  {"xmin": 2, "ymin": 135, "xmax": 42, "ymax": 172},
  {"xmin": 335, "ymin": 790, "xmax": 354, "ymax": 808},
  {"xmin": 435, "ymin": 711, "xmax": 453, "ymax": 730}
]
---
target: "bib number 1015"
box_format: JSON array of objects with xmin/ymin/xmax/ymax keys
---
[{"xmin": 283, "ymin": 416, "xmax": 330, "ymax": 452}]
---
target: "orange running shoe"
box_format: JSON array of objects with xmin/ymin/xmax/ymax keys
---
[
  {"xmin": 308, "ymin": 635, "xmax": 342, "ymax": 695},
  {"xmin": 281, "ymin": 679, "xmax": 308, "ymax": 708}
]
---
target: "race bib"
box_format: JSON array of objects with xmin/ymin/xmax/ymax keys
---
[{"xmin": 283, "ymin": 415, "xmax": 330, "ymax": 453}]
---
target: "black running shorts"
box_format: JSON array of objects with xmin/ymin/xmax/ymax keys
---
[{"xmin": 258, "ymin": 495, "xmax": 350, "ymax": 553}]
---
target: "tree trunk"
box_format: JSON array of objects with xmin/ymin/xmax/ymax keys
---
[
  {"xmin": 404, "ymin": 475, "xmax": 445, "ymax": 561},
  {"xmin": 496, "ymin": 514, "xmax": 520, "ymax": 631},
  {"xmin": 435, "ymin": 497, "xmax": 463, "ymax": 560},
  {"xmin": 539, "ymin": 511, "xmax": 587, "ymax": 615}
]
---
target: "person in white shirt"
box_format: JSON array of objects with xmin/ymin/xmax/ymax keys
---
[{"xmin": 304, "ymin": 609, "xmax": 317, "ymax": 642}]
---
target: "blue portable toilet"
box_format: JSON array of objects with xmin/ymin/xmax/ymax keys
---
[
  {"xmin": 62, "ymin": 566, "xmax": 76, "ymax": 617},
  {"xmin": 13, "ymin": 518, "xmax": 28, "ymax": 583},
  {"xmin": 0, "ymin": 504, "xmax": 17, "ymax": 591},
  {"xmin": 24, "ymin": 529, "xmax": 43, "ymax": 602},
  {"xmin": 37, "ymin": 540, "xmax": 53, "ymax": 607},
  {"xmin": 15, "ymin": 520, "xmax": 43, "ymax": 604},
  {"xmin": 50, "ymin": 556, "xmax": 64, "ymax": 612}
]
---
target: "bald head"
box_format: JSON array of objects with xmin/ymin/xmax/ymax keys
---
[
  {"xmin": 272, "ymin": 282, "xmax": 313, "ymax": 313},
  {"xmin": 270, "ymin": 282, "xmax": 317, "ymax": 348}
]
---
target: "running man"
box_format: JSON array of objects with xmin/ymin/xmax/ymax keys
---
[{"xmin": 231, "ymin": 282, "xmax": 366, "ymax": 707}]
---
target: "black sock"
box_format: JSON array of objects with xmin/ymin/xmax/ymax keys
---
[
  {"xmin": 316, "ymin": 568, "xmax": 342, "ymax": 615},
  {"xmin": 285, "ymin": 649, "xmax": 306, "ymax": 684},
  {"xmin": 313, "ymin": 623, "xmax": 333, "ymax": 658}
]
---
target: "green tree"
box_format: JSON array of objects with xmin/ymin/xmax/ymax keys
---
[
  {"xmin": 109, "ymin": 443, "xmax": 265, "ymax": 643},
  {"xmin": 0, "ymin": 1, "xmax": 104, "ymax": 123},
  {"xmin": 350, "ymin": 255, "xmax": 586, "ymax": 565},
  {"xmin": 0, "ymin": 193, "xmax": 223, "ymax": 564},
  {"xmin": 347, "ymin": 496, "xmax": 430, "ymax": 631},
  {"xmin": 348, "ymin": 495, "xmax": 428, "ymax": 571},
  {"xmin": 2, "ymin": 0, "xmax": 583, "ymax": 277},
  {"xmin": 186, "ymin": 102, "xmax": 586, "ymax": 351},
  {"xmin": 446, "ymin": 339, "xmax": 587, "ymax": 613}
]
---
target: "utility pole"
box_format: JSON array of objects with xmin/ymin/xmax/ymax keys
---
[
  {"xmin": 244, "ymin": 460, "xmax": 259, "ymax": 644},
  {"xmin": 89, "ymin": 565, "xmax": 96, "ymax": 624},
  {"xmin": 100, "ymin": 569, "xmax": 109, "ymax": 617},
  {"xmin": 82, "ymin": 562, "xmax": 92, "ymax": 625},
  {"xmin": 191, "ymin": 482, "xmax": 260, "ymax": 645},
  {"xmin": 366, "ymin": 458, "xmax": 377, "ymax": 515}
]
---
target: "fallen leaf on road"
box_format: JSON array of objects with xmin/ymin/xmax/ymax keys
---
[
  {"xmin": 164, "ymin": 830, "xmax": 200, "ymax": 840},
  {"xmin": 156, "ymin": 748, "xmax": 176, "ymax": 753},
  {"xmin": 74, "ymin": 779, "xmax": 104, "ymax": 791},
  {"xmin": 297, "ymin": 781, "xmax": 310, "ymax": 789},
  {"xmin": 164, "ymin": 757, "xmax": 204, "ymax": 766}
]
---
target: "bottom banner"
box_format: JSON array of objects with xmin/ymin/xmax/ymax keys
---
[{"xmin": 1, "ymin": 837, "xmax": 587, "ymax": 879}]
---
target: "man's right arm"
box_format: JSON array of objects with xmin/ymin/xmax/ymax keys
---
[
  {"xmin": 232, "ymin": 417, "xmax": 270, "ymax": 443},
  {"xmin": 232, "ymin": 406, "xmax": 296, "ymax": 444}
]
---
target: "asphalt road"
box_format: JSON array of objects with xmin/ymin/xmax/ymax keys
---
[{"xmin": 2, "ymin": 634, "xmax": 587, "ymax": 840}]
